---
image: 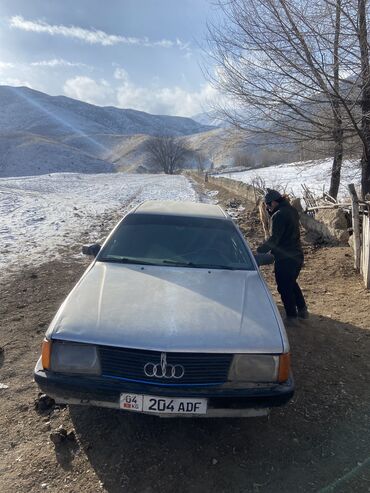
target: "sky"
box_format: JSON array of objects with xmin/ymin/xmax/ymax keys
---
[{"xmin": 0, "ymin": 0, "xmax": 220, "ymax": 116}]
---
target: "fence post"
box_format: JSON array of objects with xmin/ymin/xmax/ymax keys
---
[
  {"xmin": 348, "ymin": 184, "xmax": 361, "ymax": 271},
  {"xmin": 362, "ymin": 214, "xmax": 370, "ymax": 288}
]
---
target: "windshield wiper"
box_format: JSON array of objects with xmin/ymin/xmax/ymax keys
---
[
  {"xmin": 100, "ymin": 257, "xmax": 158, "ymax": 266},
  {"xmin": 191, "ymin": 263, "xmax": 237, "ymax": 270},
  {"xmin": 162, "ymin": 259, "xmax": 237, "ymax": 270},
  {"xmin": 162, "ymin": 259, "xmax": 193, "ymax": 266},
  {"xmin": 102, "ymin": 257, "xmax": 240, "ymax": 270}
]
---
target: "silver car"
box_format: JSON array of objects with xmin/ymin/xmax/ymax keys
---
[{"xmin": 34, "ymin": 200, "xmax": 293, "ymax": 417}]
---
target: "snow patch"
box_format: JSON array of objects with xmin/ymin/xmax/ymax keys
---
[
  {"xmin": 219, "ymin": 158, "xmax": 361, "ymax": 199},
  {"xmin": 0, "ymin": 172, "xmax": 197, "ymax": 276}
]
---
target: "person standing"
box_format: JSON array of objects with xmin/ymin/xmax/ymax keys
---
[{"xmin": 257, "ymin": 189, "xmax": 308, "ymax": 324}]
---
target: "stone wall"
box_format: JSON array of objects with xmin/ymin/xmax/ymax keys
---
[
  {"xmin": 292, "ymin": 198, "xmax": 350, "ymax": 244},
  {"xmin": 207, "ymin": 176, "xmax": 257, "ymax": 203}
]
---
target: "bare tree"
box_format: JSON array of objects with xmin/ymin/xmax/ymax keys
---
[
  {"xmin": 206, "ymin": 0, "xmax": 360, "ymax": 198},
  {"xmin": 323, "ymin": 0, "xmax": 370, "ymax": 196},
  {"xmin": 195, "ymin": 150, "xmax": 207, "ymax": 172},
  {"xmin": 145, "ymin": 136, "xmax": 189, "ymax": 174},
  {"xmin": 330, "ymin": 0, "xmax": 344, "ymax": 198},
  {"xmin": 357, "ymin": 0, "xmax": 370, "ymax": 195}
]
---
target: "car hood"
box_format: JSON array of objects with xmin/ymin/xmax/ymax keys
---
[{"xmin": 47, "ymin": 262, "xmax": 286, "ymax": 353}]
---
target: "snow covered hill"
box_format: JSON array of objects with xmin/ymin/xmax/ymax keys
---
[
  {"xmin": 0, "ymin": 86, "xmax": 214, "ymax": 177},
  {"xmin": 219, "ymin": 157, "xmax": 362, "ymax": 199},
  {"xmin": 191, "ymin": 110, "xmax": 227, "ymax": 127},
  {"xmin": 0, "ymin": 133, "xmax": 113, "ymax": 177},
  {"xmin": 0, "ymin": 86, "xmax": 213, "ymax": 138}
]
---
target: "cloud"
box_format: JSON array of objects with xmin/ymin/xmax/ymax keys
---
[
  {"xmin": 116, "ymin": 82, "xmax": 216, "ymax": 116},
  {"xmin": 9, "ymin": 15, "xmax": 190, "ymax": 50},
  {"xmin": 0, "ymin": 61, "xmax": 15, "ymax": 70},
  {"xmin": 0, "ymin": 76, "xmax": 32, "ymax": 87},
  {"xmin": 31, "ymin": 58, "xmax": 88, "ymax": 68},
  {"xmin": 63, "ymin": 76, "xmax": 116, "ymax": 106},
  {"xmin": 0, "ymin": 61, "xmax": 36, "ymax": 89},
  {"xmin": 114, "ymin": 68, "xmax": 218, "ymax": 116},
  {"xmin": 64, "ymin": 71, "xmax": 218, "ymax": 116},
  {"xmin": 114, "ymin": 67, "xmax": 129, "ymax": 82}
]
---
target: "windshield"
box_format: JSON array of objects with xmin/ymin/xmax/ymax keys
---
[{"xmin": 98, "ymin": 213, "xmax": 254, "ymax": 270}]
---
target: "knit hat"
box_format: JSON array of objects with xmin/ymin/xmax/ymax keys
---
[{"xmin": 264, "ymin": 188, "xmax": 283, "ymax": 204}]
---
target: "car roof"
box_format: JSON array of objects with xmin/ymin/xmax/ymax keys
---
[{"xmin": 133, "ymin": 200, "xmax": 228, "ymax": 219}]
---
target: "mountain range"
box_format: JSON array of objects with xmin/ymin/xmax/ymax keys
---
[
  {"xmin": 0, "ymin": 86, "xmax": 221, "ymax": 176},
  {"xmin": 0, "ymin": 86, "xmax": 300, "ymax": 177}
]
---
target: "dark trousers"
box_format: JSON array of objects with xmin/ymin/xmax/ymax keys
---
[{"xmin": 275, "ymin": 257, "xmax": 306, "ymax": 318}]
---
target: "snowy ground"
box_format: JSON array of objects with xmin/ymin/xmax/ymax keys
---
[
  {"xmin": 0, "ymin": 173, "xmax": 197, "ymax": 276},
  {"xmin": 219, "ymin": 158, "xmax": 361, "ymax": 199}
]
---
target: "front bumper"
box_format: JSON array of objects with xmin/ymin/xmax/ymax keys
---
[{"xmin": 34, "ymin": 359, "xmax": 294, "ymax": 418}]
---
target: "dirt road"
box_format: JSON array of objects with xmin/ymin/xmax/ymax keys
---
[{"xmin": 1, "ymin": 178, "xmax": 370, "ymax": 493}]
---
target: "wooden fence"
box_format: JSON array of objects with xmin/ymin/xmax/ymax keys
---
[{"xmin": 348, "ymin": 184, "xmax": 370, "ymax": 289}]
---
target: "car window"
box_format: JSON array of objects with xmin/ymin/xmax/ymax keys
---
[{"xmin": 98, "ymin": 213, "xmax": 254, "ymax": 270}]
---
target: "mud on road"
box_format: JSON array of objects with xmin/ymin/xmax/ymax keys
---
[{"xmin": 1, "ymin": 179, "xmax": 370, "ymax": 493}]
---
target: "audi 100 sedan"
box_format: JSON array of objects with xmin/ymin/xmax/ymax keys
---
[{"xmin": 34, "ymin": 200, "xmax": 294, "ymax": 417}]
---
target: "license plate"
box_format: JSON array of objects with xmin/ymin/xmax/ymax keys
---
[{"xmin": 120, "ymin": 393, "xmax": 207, "ymax": 415}]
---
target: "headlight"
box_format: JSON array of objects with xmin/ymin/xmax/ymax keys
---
[
  {"xmin": 228, "ymin": 354, "xmax": 279, "ymax": 383},
  {"xmin": 49, "ymin": 341, "xmax": 101, "ymax": 375}
]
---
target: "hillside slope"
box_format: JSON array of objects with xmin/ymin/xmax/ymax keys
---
[
  {"xmin": 0, "ymin": 86, "xmax": 214, "ymax": 177},
  {"xmin": 0, "ymin": 133, "xmax": 112, "ymax": 176},
  {"xmin": 0, "ymin": 86, "xmax": 213, "ymax": 138}
]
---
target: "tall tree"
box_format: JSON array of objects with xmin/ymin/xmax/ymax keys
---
[
  {"xmin": 207, "ymin": 0, "xmax": 357, "ymax": 198},
  {"xmin": 330, "ymin": 0, "xmax": 344, "ymax": 197},
  {"xmin": 357, "ymin": 0, "xmax": 370, "ymax": 195}
]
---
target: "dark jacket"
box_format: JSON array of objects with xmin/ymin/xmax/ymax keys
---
[{"xmin": 257, "ymin": 200, "xmax": 303, "ymax": 261}]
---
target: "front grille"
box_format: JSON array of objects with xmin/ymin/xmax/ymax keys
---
[{"xmin": 99, "ymin": 346, "xmax": 233, "ymax": 386}]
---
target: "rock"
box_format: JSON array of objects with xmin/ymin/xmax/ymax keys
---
[
  {"xmin": 43, "ymin": 422, "xmax": 51, "ymax": 432},
  {"xmin": 56, "ymin": 425, "xmax": 68, "ymax": 435},
  {"xmin": 226, "ymin": 198, "xmax": 241, "ymax": 208},
  {"xmin": 0, "ymin": 383, "xmax": 9, "ymax": 390},
  {"xmin": 315, "ymin": 208, "xmax": 350, "ymax": 243},
  {"xmin": 34, "ymin": 394, "xmax": 55, "ymax": 413},
  {"xmin": 300, "ymin": 208, "xmax": 349, "ymax": 244},
  {"xmin": 348, "ymin": 234, "xmax": 354, "ymax": 249},
  {"xmin": 50, "ymin": 426, "xmax": 68, "ymax": 445},
  {"xmin": 212, "ymin": 458, "xmax": 218, "ymax": 465},
  {"xmin": 67, "ymin": 430, "xmax": 76, "ymax": 442}
]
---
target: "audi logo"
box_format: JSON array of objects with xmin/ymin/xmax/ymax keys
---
[{"xmin": 144, "ymin": 352, "xmax": 185, "ymax": 379}]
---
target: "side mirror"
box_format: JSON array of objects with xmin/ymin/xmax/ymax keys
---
[
  {"xmin": 82, "ymin": 243, "xmax": 101, "ymax": 257},
  {"xmin": 254, "ymin": 253, "xmax": 274, "ymax": 266}
]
